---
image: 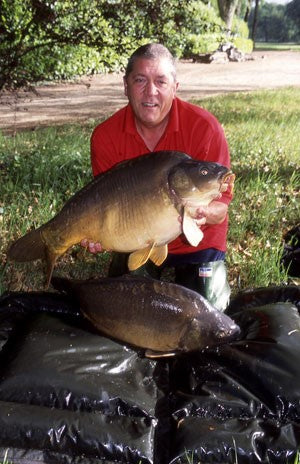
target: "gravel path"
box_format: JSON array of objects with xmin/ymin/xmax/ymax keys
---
[{"xmin": 0, "ymin": 50, "xmax": 299, "ymax": 134}]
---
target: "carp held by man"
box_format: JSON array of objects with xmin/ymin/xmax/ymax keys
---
[
  {"xmin": 7, "ymin": 151, "xmax": 234, "ymax": 287},
  {"xmin": 50, "ymin": 275, "xmax": 240, "ymax": 357}
]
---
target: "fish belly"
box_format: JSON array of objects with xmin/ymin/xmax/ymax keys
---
[
  {"xmin": 84, "ymin": 301, "xmax": 188, "ymax": 352},
  {"xmin": 96, "ymin": 190, "xmax": 180, "ymax": 252}
]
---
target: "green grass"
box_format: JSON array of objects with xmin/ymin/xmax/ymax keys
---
[
  {"xmin": 254, "ymin": 42, "xmax": 300, "ymax": 51},
  {"xmin": 0, "ymin": 87, "xmax": 299, "ymax": 294},
  {"xmin": 0, "ymin": 449, "xmax": 12, "ymax": 464},
  {"xmin": 193, "ymin": 87, "xmax": 300, "ymax": 291}
]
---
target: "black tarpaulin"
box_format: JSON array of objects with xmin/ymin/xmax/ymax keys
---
[
  {"xmin": 0, "ymin": 285, "xmax": 299, "ymax": 463},
  {"xmin": 168, "ymin": 302, "xmax": 300, "ymax": 463}
]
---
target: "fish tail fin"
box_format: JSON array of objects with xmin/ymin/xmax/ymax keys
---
[
  {"xmin": 7, "ymin": 227, "xmax": 46, "ymax": 263},
  {"xmin": 8, "ymin": 226, "xmax": 59, "ymax": 289}
]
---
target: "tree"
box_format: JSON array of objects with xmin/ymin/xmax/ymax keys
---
[
  {"xmin": 286, "ymin": 0, "xmax": 300, "ymax": 27},
  {"xmin": 0, "ymin": 0, "xmax": 229, "ymax": 90},
  {"xmin": 251, "ymin": 0, "xmax": 260, "ymax": 41},
  {"xmin": 243, "ymin": 0, "xmax": 252, "ymax": 23},
  {"xmin": 248, "ymin": 1, "xmax": 300, "ymax": 43},
  {"xmin": 217, "ymin": 0, "xmax": 240, "ymax": 30},
  {"xmin": 285, "ymin": 0, "xmax": 300, "ymax": 41},
  {"xmin": 0, "ymin": 0, "xmax": 117, "ymax": 89}
]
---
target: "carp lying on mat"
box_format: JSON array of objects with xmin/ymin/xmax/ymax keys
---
[
  {"xmin": 51, "ymin": 275, "xmax": 240, "ymax": 358},
  {"xmin": 7, "ymin": 150, "xmax": 234, "ymax": 287}
]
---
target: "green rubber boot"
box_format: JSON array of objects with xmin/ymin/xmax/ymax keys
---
[
  {"xmin": 196, "ymin": 260, "xmax": 230, "ymax": 311},
  {"xmin": 174, "ymin": 260, "xmax": 230, "ymax": 311}
]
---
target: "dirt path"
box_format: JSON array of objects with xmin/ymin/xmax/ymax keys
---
[{"xmin": 0, "ymin": 50, "xmax": 299, "ymax": 134}]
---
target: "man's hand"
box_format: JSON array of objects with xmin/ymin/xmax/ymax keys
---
[
  {"xmin": 193, "ymin": 201, "xmax": 228, "ymax": 226},
  {"xmin": 80, "ymin": 239, "xmax": 103, "ymax": 254}
]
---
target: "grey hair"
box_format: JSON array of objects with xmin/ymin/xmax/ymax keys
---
[{"xmin": 125, "ymin": 43, "xmax": 177, "ymax": 81}]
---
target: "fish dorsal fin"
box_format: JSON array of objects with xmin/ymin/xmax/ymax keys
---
[
  {"xmin": 145, "ymin": 349, "xmax": 177, "ymax": 359},
  {"xmin": 149, "ymin": 244, "xmax": 168, "ymax": 266},
  {"xmin": 182, "ymin": 208, "xmax": 203, "ymax": 246},
  {"xmin": 128, "ymin": 245, "xmax": 154, "ymax": 271}
]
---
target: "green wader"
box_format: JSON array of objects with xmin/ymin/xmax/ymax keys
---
[
  {"xmin": 173, "ymin": 261, "xmax": 231, "ymax": 311},
  {"xmin": 108, "ymin": 253, "xmax": 230, "ymax": 311}
]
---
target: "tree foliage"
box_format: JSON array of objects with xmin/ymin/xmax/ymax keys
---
[
  {"xmin": 0, "ymin": 0, "xmax": 251, "ymax": 90},
  {"xmin": 286, "ymin": 0, "xmax": 300, "ymax": 26},
  {"xmin": 248, "ymin": 1, "xmax": 300, "ymax": 43},
  {"xmin": 0, "ymin": 0, "xmax": 118, "ymax": 89}
]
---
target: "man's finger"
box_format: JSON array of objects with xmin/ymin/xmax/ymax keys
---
[
  {"xmin": 195, "ymin": 217, "xmax": 206, "ymax": 227},
  {"xmin": 88, "ymin": 242, "xmax": 103, "ymax": 254}
]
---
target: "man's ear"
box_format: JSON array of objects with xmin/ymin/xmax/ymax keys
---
[
  {"xmin": 174, "ymin": 81, "xmax": 179, "ymax": 96},
  {"xmin": 123, "ymin": 76, "xmax": 128, "ymax": 96}
]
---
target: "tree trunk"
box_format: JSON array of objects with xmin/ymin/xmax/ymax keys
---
[
  {"xmin": 251, "ymin": 0, "xmax": 260, "ymax": 42},
  {"xmin": 244, "ymin": 0, "xmax": 252, "ymax": 23},
  {"xmin": 217, "ymin": 0, "xmax": 240, "ymax": 31}
]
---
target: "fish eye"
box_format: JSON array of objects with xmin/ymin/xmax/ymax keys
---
[{"xmin": 200, "ymin": 169, "xmax": 208, "ymax": 175}]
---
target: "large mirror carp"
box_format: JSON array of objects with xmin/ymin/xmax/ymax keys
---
[
  {"xmin": 0, "ymin": 275, "xmax": 240, "ymax": 357},
  {"xmin": 51, "ymin": 275, "xmax": 240, "ymax": 357},
  {"xmin": 7, "ymin": 151, "xmax": 234, "ymax": 287}
]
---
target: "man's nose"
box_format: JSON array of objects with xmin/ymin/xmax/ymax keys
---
[{"xmin": 145, "ymin": 81, "xmax": 158, "ymax": 95}]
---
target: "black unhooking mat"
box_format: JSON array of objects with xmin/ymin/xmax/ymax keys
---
[{"xmin": 0, "ymin": 285, "xmax": 299, "ymax": 464}]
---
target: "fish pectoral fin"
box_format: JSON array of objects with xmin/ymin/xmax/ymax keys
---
[
  {"xmin": 182, "ymin": 209, "xmax": 203, "ymax": 246},
  {"xmin": 149, "ymin": 244, "xmax": 168, "ymax": 266},
  {"xmin": 128, "ymin": 244, "xmax": 168, "ymax": 271},
  {"xmin": 145, "ymin": 349, "xmax": 177, "ymax": 359},
  {"xmin": 128, "ymin": 245, "xmax": 154, "ymax": 271}
]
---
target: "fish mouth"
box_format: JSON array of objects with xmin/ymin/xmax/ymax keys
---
[
  {"xmin": 213, "ymin": 323, "xmax": 241, "ymax": 346},
  {"xmin": 220, "ymin": 171, "xmax": 235, "ymax": 194}
]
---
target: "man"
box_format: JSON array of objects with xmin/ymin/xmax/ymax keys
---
[{"xmin": 82, "ymin": 43, "xmax": 233, "ymax": 310}]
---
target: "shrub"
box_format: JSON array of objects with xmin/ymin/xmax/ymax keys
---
[
  {"xmin": 232, "ymin": 37, "xmax": 254, "ymax": 53},
  {"xmin": 0, "ymin": 0, "xmax": 252, "ymax": 89},
  {"xmin": 231, "ymin": 17, "xmax": 250, "ymax": 39},
  {"xmin": 184, "ymin": 33, "xmax": 227, "ymax": 55}
]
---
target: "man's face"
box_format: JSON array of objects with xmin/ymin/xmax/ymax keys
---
[{"xmin": 124, "ymin": 57, "xmax": 178, "ymax": 129}]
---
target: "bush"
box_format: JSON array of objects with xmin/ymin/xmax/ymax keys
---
[
  {"xmin": 232, "ymin": 37, "xmax": 253, "ymax": 53},
  {"xmin": 184, "ymin": 33, "xmax": 227, "ymax": 55},
  {"xmin": 231, "ymin": 17, "xmax": 250, "ymax": 39},
  {"xmin": 0, "ymin": 0, "xmax": 252, "ymax": 89},
  {"xmin": 181, "ymin": 1, "xmax": 227, "ymax": 56}
]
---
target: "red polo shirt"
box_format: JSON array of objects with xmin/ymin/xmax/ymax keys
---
[{"xmin": 91, "ymin": 97, "xmax": 232, "ymax": 254}]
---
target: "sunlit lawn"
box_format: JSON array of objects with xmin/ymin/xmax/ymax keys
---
[{"xmin": 254, "ymin": 42, "xmax": 300, "ymax": 51}]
